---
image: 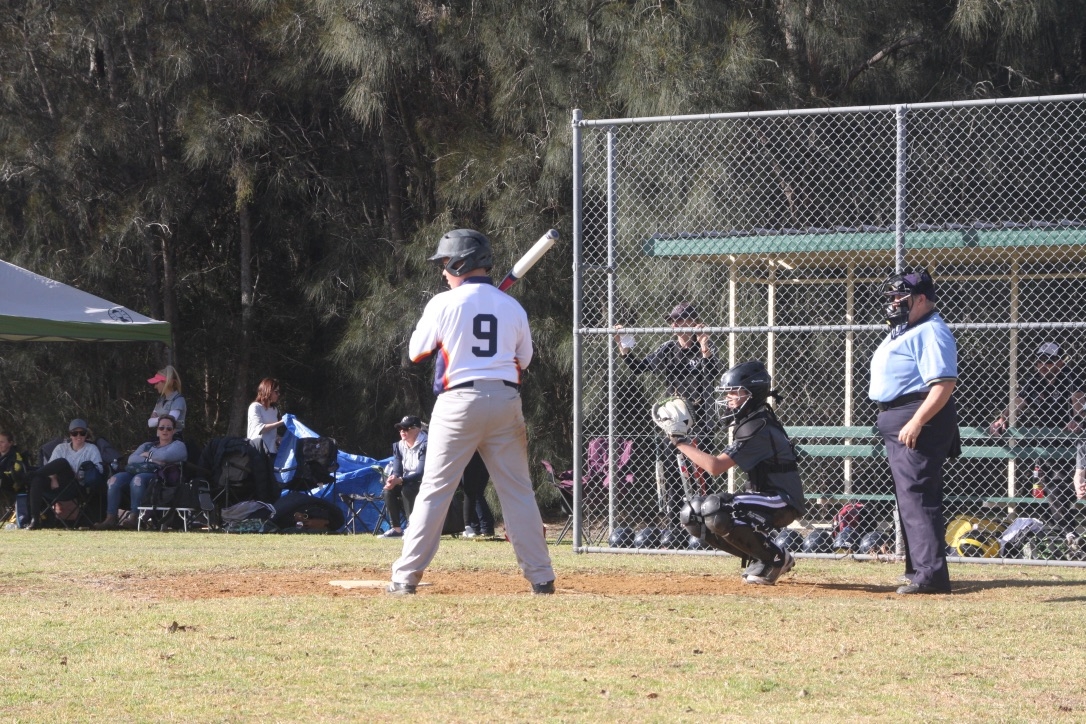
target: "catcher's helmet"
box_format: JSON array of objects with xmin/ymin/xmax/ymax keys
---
[
  {"xmin": 856, "ymin": 530, "xmax": 890, "ymax": 555},
  {"xmin": 608, "ymin": 526, "xmax": 635, "ymax": 548},
  {"xmin": 802, "ymin": 529, "xmax": 835, "ymax": 554},
  {"xmin": 634, "ymin": 527, "xmax": 661, "ymax": 549},
  {"xmin": 658, "ymin": 528, "xmax": 684, "ymax": 550},
  {"xmin": 881, "ymin": 268, "xmax": 936, "ymax": 327},
  {"xmin": 773, "ymin": 528, "xmax": 805, "ymax": 553},
  {"xmin": 715, "ymin": 360, "xmax": 773, "ymax": 425},
  {"xmin": 429, "ymin": 229, "xmax": 494, "ymax": 277}
]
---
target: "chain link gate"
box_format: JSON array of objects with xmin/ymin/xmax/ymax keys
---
[{"xmin": 570, "ymin": 94, "xmax": 1086, "ymax": 566}]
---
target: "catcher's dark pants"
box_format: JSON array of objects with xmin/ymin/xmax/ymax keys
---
[{"xmin": 877, "ymin": 398, "xmax": 958, "ymax": 591}]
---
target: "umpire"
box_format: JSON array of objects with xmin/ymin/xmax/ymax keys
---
[{"xmin": 869, "ymin": 269, "xmax": 960, "ymax": 595}]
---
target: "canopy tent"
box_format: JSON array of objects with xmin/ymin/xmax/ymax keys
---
[{"xmin": 0, "ymin": 260, "xmax": 171, "ymax": 343}]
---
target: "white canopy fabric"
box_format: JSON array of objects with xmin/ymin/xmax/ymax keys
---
[{"xmin": 0, "ymin": 260, "xmax": 171, "ymax": 343}]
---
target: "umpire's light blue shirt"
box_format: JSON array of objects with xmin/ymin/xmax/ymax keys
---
[{"xmin": 869, "ymin": 312, "xmax": 958, "ymax": 403}]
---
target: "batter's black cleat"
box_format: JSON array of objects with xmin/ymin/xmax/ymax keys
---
[
  {"xmin": 531, "ymin": 580, "xmax": 555, "ymax": 595},
  {"xmin": 386, "ymin": 581, "xmax": 417, "ymax": 595}
]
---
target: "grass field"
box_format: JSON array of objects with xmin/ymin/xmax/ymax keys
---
[{"xmin": 2, "ymin": 528, "xmax": 1085, "ymax": 722}]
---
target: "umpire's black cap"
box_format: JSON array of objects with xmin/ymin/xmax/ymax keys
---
[{"xmin": 394, "ymin": 415, "xmax": 423, "ymax": 430}]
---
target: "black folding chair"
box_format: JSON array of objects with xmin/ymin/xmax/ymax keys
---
[
  {"xmin": 541, "ymin": 460, "xmax": 575, "ymax": 545},
  {"xmin": 339, "ymin": 492, "xmax": 384, "ymax": 534}
]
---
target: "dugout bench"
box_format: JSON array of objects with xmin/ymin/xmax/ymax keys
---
[{"xmin": 790, "ymin": 426, "xmax": 1084, "ymax": 548}]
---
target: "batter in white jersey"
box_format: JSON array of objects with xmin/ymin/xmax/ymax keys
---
[{"xmin": 388, "ymin": 229, "xmax": 555, "ymax": 595}]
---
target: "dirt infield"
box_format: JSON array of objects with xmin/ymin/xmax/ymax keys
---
[{"xmin": 116, "ymin": 568, "xmax": 904, "ymax": 600}]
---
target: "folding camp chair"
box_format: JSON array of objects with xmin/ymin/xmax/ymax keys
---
[
  {"xmin": 339, "ymin": 492, "xmax": 384, "ymax": 534},
  {"xmin": 582, "ymin": 437, "xmax": 635, "ymax": 544},
  {"xmin": 541, "ymin": 460, "xmax": 575, "ymax": 545}
]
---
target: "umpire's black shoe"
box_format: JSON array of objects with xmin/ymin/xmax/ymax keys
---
[
  {"xmin": 531, "ymin": 580, "xmax": 555, "ymax": 595},
  {"xmin": 386, "ymin": 581, "xmax": 417, "ymax": 595},
  {"xmin": 896, "ymin": 582, "xmax": 950, "ymax": 595}
]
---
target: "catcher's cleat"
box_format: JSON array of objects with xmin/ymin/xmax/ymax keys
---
[{"xmin": 744, "ymin": 551, "xmax": 794, "ymax": 586}]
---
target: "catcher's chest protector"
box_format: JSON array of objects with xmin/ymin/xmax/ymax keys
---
[{"xmin": 734, "ymin": 409, "xmax": 797, "ymax": 493}]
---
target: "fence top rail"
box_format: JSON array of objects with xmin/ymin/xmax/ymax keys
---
[{"xmin": 574, "ymin": 93, "xmax": 1086, "ymax": 127}]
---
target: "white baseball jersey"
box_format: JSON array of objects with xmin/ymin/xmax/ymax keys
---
[{"xmin": 409, "ymin": 277, "xmax": 532, "ymax": 394}]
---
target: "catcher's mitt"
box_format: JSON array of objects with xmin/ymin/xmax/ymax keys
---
[{"xmin": 652, "ymin": 397, "xmax": 693, "ymax": 444}]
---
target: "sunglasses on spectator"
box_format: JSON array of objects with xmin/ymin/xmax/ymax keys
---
[
  {"xmin": 157, "ymin": 425, "xmax": 175, "ymax": 431},
  {"xmin": 71, "ymin": 430, "xmax": 88, "ymax": 437}
]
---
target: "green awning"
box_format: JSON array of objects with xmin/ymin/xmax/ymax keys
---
[{"xmin": 645, "ymin": 227, "xmax": 1086, "ymax": 257}]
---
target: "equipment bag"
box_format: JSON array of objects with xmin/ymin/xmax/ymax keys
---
[{"xmin": 271, "ymin": 491, "xmax": 345, "ymax": 532}]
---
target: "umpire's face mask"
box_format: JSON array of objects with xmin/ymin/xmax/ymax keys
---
[{"xmin": 884, "ymin": 292, "xmax": 913, "ymax": 327}]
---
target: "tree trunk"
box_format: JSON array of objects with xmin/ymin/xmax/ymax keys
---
[{"xmin": 227, "ymin": 200, "xmax": 255, "ymax": 437}]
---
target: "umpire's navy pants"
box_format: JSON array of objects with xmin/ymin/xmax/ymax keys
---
[{"xmin": 877, "ymin": 399, "xmax": 958, "ymax": 591}]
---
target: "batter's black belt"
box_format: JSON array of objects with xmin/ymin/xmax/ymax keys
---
[
  {"xmin": 445, "ymin": 379, "xmax": 521, "ymax": 393},
  {"xmin": 876, "ymin": 391, "xmax": 928, "ymax": 412}
]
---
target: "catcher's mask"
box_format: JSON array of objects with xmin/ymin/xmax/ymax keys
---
[
  {"xmin": 882, "ymin": 268, "xmax": 935, "ymax": 327},
  {"xmin": 429, "ymin": 229, "xmax": 494, "ymax": 277},
  {"xmin": 715, "ymin": 360, "xmax": 773, "ymax": 426}
]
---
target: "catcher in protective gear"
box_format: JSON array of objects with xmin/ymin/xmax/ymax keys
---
[{"xmin": 663, "ymin": 360, "xmax": 806, "ymax": 585}]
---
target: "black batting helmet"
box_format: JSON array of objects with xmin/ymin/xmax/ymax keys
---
[
  {"xmin": 429, "ymin": 229, "xmax": 494, "ymax": 277},
  {"xmin": 608, "ymin": 526, "xmax": 635, "ymax": 549}
]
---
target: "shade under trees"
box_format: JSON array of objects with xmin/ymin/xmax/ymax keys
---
[{"xmin": 2, "ymin": 0, "xmax": 1085, "ymax": 503}]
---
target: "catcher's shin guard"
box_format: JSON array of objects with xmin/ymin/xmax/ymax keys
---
[
  {"xmin": 723, "ymin": 521, "xmax": 782, "ymax": 564},
  {"xmin": 680, "ymin": 495, "xmax": 705, "ymax": 538},
  {"xmin": 700, "ymin": 494, "xmax": 735, "ymax": 538}
]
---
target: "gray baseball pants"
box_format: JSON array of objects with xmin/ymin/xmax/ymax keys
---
[{"xmin": 391, "ymin": 379, "xmax": 554, "ymax": 587}]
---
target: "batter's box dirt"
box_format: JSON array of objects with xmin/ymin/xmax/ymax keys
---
[{"xmin": 105, "ymin": 569, "xmax": 905, "ymax": 600}]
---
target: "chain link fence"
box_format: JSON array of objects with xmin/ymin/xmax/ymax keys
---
[{"xmin": 570, "ymin": 95, "xmax": 1086, "ymax": 566}]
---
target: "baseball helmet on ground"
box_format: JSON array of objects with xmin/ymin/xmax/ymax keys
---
[
  {"xmin": 688, "ymin": 534, "xmax": 706, "ymax": 550},
  {"xmin": 658, "ymin": 528, "xmax": 684, "ymax": 550},
  {"xmin": 773, "ymin": 528, "xmax": 805, "ymax": 553},
  {"xmin": 634, "ymin": 527, "xmax": 661, "ymax": 549},
  {"xmin": 856, "ymin": 530, "xmax": 891, "ymax": 555},
  {"xmin": 802, "ymin": 529, "xmax": 835, "ymax": 554},
  {"xmin": 834, "ymin": 527, "xmax": 857, "ymax": 552},
  {"xmin": 715, "ymin": 360, "xmax": 774, "ymax": 425},
  {"xmin": 429, "ymin": 229, "xmax": 494, "ymax": 277},
  {"xmin": 608, "ymin": 526, "xmax": 635, "ymax": 548}
]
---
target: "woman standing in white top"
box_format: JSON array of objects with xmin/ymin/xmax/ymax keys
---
[{"xmin": 247, "ymin": 378, "xmax": 285, "ymax": 455}]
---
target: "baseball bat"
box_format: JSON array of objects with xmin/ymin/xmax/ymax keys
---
[
  {"xmin": 497, "ymin": 229, "xmax": 559, "ymax": 292},
  {"xmin": 676, "ymin": 453, "xmax": 693, "ymax": 500}
]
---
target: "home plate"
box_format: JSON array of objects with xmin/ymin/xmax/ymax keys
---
[{"xmin": 329, "ymin": 580, "xmax": 432, "ymax": 589}]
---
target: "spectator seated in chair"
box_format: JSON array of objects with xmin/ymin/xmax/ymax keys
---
[
  {"xmin": 95, "ymin": 416, "xmax": 187, "ymax": 530},
  {"xmin": 0, "ymin": 430, "xmax": 30, "ymax": 519},
  {"xmin": 381, "ymin": 415, "xmax": 427, "ymax": 538},
  {"xmin": 26, "ymin": 419, "xmax": 104, "ymax": 530}
]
